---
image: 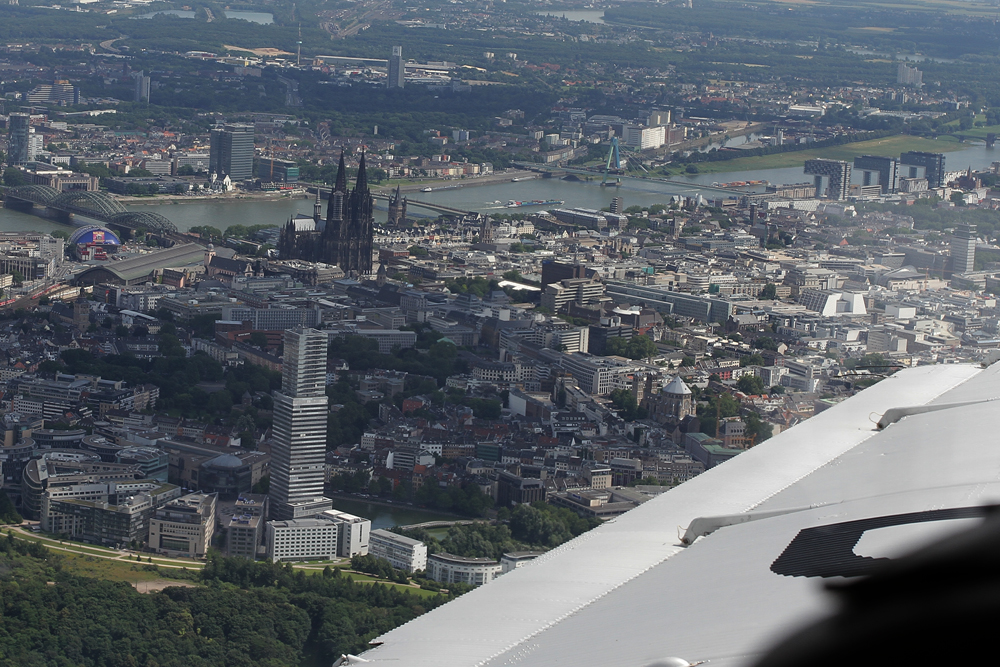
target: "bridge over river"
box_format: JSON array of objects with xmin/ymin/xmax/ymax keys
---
[
  {"xmin": 376, "ymin": 194, "xmax": 473, "ymax": 217},
  {"xmin": 2, "ymin": 185, "xmax": 179, "ymax": 235},
  {"xmin": 307, "ymin": 185, "xmax": 474, "ymax": 217}
]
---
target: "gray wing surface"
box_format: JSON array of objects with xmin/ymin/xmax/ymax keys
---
[{"xmin": 354, "ymin": 363, "xmax": 993, "ymax": 667}]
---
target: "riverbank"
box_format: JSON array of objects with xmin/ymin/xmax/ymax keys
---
[
  {"xmin": 660, "ymin": 134, "xmax": 969, "ymax": 176},
  {"xmin": 116, "ymin": 190, "xmax": 310, "ymax": 206},
  {"xmin": 669, "ymin": 121, "xmax": 768, "ymax": 153}
]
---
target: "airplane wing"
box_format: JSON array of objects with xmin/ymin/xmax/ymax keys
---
[{"xmin": 352, "ymin": 362, "xmax": 996, "ymax": 667}]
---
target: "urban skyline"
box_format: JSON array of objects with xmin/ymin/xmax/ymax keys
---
[{"xmin": 1, "ymin": 0, "xmax": 999, "ymax": 663}]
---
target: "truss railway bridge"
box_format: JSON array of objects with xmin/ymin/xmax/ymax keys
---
[{"xmin": 2, "ymin": 186, "xmax": 179, "ymax": 237}]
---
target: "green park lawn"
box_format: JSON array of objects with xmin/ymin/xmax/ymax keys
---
[
  {"xmin": 951, "ymin": 124, "xmax": 1000, "ymax": 140},
  {"xmin": 341, "ymin": 571, "xmax": 443, "ymax": 597},
  {"xmin": 56, "ymin": 552, "xmax": 179, "ymax": 584}
]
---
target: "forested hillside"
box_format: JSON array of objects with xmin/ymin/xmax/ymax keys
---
[{"xmin": 0, "ymin": 534, "xmax": 449, "ymax": 667}]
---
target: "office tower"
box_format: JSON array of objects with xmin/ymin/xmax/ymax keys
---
[
  {"xmin": 270, "ymin": 328, "xmax": 331, "ymax": 521},
  {"xmin": 134, "ymin": 71, "xmax": 151, "ymax": 103},
  {"xmin": 26, "ymin": 128, "xmax": 43, "ymax": 162},
  {"xmin": 388, "ymin": 46, "xmax": 405, "ymax": 89},
  {"xmin": 951, "ymin": 223, "xmax": 977, "ymax": 275},
  {"xmin": 277, "ymin": 150, "xmax": 375, "ymax": 275},
  {"xmin": 7, "ymin": 113, "xmax": 30, "ymax": 166},
  {"xmin": 647, "ymin": 110, "xmax": 670, "ymax": 127},
  {"xmin": 900, "ymin": 151, "xmax": 945, "ymax": 189},
  {"xmin": 897, "ymin": 63, "xmax": 923, "ymax": 87},
  {"xmin": 257, "ymin": 157, "xmax": 299, "ymax": 183},
  {"xmin": 854, "ymin": 155, "xmax": 899, "ymax": 194},
  {"xmin": 804, "ymin": 158, "xmax": 852, "ymax": 200},
  {"xmin": 209, "ymin": 123, "xmax": 255, "ymax": 181},
  {"xmin": 610, "ymin": 197, "xmax": 624, "ymax": 214}
]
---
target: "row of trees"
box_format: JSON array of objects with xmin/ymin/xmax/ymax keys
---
[
  {"xmin": 609, "ymin": 388, "xmax": 648, "ymax": 421},
  {"xmin": 188, "ymin": 224, "xmax": 274, "ymax": 241},
  {"xmin": 350, "ymin": 554, "xmax": 411, "ymax": 583},
  {"xmin": 605, "ymin": 336, "xmax": 658, "ymax": 360},
  {"xmin": 395, "ymin": 503, "xmax": 601, "ymax": 560},
  {"xmin": 696, "ymin": 387, "xmax": 773, "ymax": 443},
  {"xmin": 328, "ymin": 334, "xmax": 468, "ymax": 387}
]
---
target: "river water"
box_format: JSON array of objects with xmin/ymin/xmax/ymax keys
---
[
  {"xmin": 410, "ymin": 140, "xmax": 998, "ymax": 214},
  {"xmin": 2, "ymin": 141, "xmax": 995, "ymax": 234},
  {"xmin": 327, "ymin": 498, "xmax": 459, "ymax": 530},
  {"xmin": 134, "ymin": 9, "xmax": 274, "ymax": 23}
]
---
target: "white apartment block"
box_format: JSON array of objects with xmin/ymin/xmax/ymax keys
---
[
  {"xmin": 427, "ymin": 552, "xmax": 502, "ymax": 586},
  {"xmin": 266, "ymin": 518, "xmax": 339, "ymax": 562},
  {"xmin": 320, "ymin": 509, "xmax": 371, "ymax": 557},
  {"xmin": 369, "ymin": 528, "xmax": 428, "ymax": 572},
  {"xmin": 558, "ymin": 352, "xmax": 636, "ymax": 395},
  {"xmin": 624, "ymin": 125, "xmax": 666, "ymax": 150},
  {"xmin": 500, "ymin": 551, "xmax": 543, "ymax": 574}
]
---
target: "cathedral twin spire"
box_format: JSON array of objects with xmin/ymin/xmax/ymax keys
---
[{"xmin": 278, "ymin": 148, "xmax": 374, "ymax": 276}]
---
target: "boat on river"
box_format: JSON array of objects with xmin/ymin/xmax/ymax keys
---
[{"xmin": 506, "ymin": 199, "xmax": 565, "ymax": 208}]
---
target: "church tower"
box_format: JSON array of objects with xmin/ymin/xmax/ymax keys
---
[
  {"xmin": 312, "ymin": 186, "xmax": 323, "ymax": 227},
  {"xmin": 326, "ymin": 149, "xmax": 348, "ymax": 229},
  {"xmin": 387, "ymin": 185, "xmax": 407, "ymax": 225},
  {"xmin": 343, "ymin": 151, "xmax": 374, "ymax": 275},
  {"xmin": 480, "ymin": 215, "xmax": 493, "ymax": 244},
  {"xmin": 661, "ymin": 376, "xmax": 692, "ymax": 419},
  {"xmin": 283, "ymin": 148, "xmax": 374, "ymax": 276},
  {"xmin": 321, "ymin": 149, "xmax": 349, "ymax": 267}
]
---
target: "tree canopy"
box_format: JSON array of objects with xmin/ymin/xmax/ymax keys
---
[
  {"xmin": 605, "ymin": 336, "xmax": 659, "ymax": 360},
  {"xmin": 0, "ymin": 536, "xmax": 454, "ymax": 666}
]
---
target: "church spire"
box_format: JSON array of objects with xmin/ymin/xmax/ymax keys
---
[
  {"xmin": 326, "ymin": 149, "xmax": 347, "ymax": 228},
  {"xmin": 334, "ymin": 149, "xmax": 347, "ymax": 192},
  {"xmin": 355, "ymin": 150, "xmax": 368, "ymax": 193}
]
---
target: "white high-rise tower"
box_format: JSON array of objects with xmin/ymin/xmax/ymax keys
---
[
  {"xmin": 388, "ymin": 46, "xmax": 405, "ymax": 89},
  {"xmin": 269, "ymin": 328, "xmax": 333, "ymax": 520}
]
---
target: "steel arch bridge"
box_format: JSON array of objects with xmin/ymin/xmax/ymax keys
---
[
  {"xmin": 7, "ymin": 185, "xmax": 59, "ymax": 203},
  {"xmin": 109, "ymin": 211, "xmax": 177, "ymax": 234},
  {"xmin": 50, "ymin": 190, "xmax": 129, "ymax": 218},
  {"xmin": 3, "ymin": 186, "xmax": 178, "ymax": 233}
]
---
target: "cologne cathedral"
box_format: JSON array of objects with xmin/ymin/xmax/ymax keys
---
[{"xmin": 277, "ymin": 150, "xmax": 374, "ymax": 275}]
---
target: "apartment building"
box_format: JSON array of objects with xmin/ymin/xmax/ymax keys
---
[
  {"xmin": 369, "ymin": 528, "xmax": 428, "ymax": 572},
  {"xmin": 320, "ymin": 509, "xmax": 371, "ymax": 558},
  {"xmin": 228, "ymin": 494, "xmax": 269, "ymax": 560},
  {"xmin": 427, "ymin": 552, "xmax": 502, "ymax": 586},
  {"xmin": 266, "ymin": 517, "xmax": 339, "ymax": 562}
]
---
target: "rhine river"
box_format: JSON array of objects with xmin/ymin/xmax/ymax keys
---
[{"xmin": 1, "ymin": 141, "xmax": 996, "ymax": 234}]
